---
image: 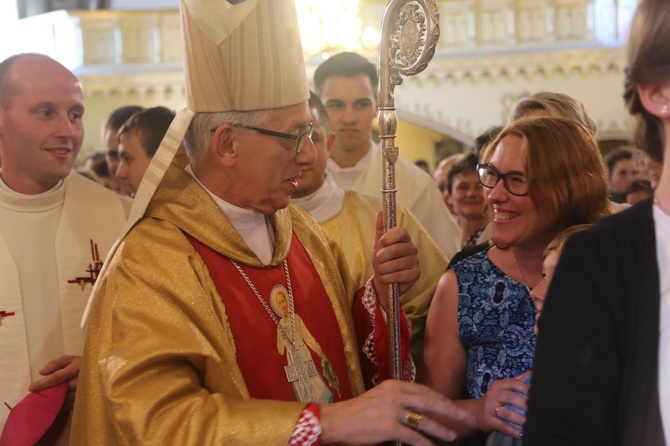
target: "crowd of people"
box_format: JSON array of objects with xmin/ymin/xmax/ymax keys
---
[{"xmin": 0, "ymin": 0, "xmax": 667, "ymax": 444}]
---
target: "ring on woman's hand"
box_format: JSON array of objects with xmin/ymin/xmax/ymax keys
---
[
  {"xmin": 495, "ymin": 405, "xmax": 503, "ymax": 418},
  {"xmin": 405, "ymin": 410, "xmax": 423, "ymax": 430}
]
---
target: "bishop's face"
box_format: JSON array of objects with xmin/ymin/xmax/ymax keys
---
[{"xmin": 231, "ymin": 102, "xmax": 317, "ymax": 215}]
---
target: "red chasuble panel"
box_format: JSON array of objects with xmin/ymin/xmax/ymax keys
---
[{"xmin": 188, "ymin": 234, "xmax": 353, "ymax": 403}]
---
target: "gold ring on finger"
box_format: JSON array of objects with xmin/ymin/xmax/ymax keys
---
[
  {"xmin": 405, "ymin": 410, "xmax": 422, "ymax": 430},
  {"xmin": 495, "ymin": 405, "xmax": 503, "ymax": 418}
]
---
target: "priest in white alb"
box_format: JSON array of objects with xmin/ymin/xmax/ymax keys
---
[{"xmin": 0, "ymin": 54, "xmax": 130, "ymax": 444}]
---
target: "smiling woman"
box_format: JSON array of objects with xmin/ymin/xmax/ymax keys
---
[{"xmin": 420, "ymin": 116, "xmax": 612, "ymax": 445}]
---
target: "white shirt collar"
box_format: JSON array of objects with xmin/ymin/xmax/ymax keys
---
[
  {"xmin": 185, "ymin": 165, "xmax": 274, "ymax": 264},
  {"xmin": 290, "ymin": 173, "xmax": 345, "ymax": 223},
  {"xmin": 0, "ymin": 170, "xmax": 65, "ymax": 212}
]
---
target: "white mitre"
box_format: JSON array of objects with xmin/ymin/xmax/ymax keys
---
[{"xmin": 82, "ymin": 0, "xmax": 310, "ymax": 326}]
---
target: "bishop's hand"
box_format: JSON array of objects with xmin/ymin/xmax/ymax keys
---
[
  {"xmin": 372, "ymin": 211, "xmax": 420, "ymax": 308},
  {"xmin": 319, "ymin": 379, "xmax": 465, "ymax": 445}
]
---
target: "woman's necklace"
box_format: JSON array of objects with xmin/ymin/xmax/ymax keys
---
[{"xmin": 511, "ymin": 247, "xmax": 532, "ymax": 294}]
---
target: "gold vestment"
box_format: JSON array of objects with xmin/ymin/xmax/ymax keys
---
[{"xmin": 71, "ymin": 162, "xmax": 366, "ymax": 445}]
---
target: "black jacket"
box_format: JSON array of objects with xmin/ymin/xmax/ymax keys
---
[{"xmin": 524, "ymin": 199, "xmax": 665, "ymax": 445}]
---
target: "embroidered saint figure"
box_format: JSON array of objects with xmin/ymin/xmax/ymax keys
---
[{"xmin": 270, "ymin": 286, "xmax": 339, "ymax": 403}]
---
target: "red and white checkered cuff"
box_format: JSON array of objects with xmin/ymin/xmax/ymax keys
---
[{"xmin": 289, "ymin": 404, "xmax": 322, "ymax": 446}]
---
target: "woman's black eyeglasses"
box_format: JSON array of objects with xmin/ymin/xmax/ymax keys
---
[{"xmin": 477, "ymin": 163, "xmax": 530, "ymax": 196}]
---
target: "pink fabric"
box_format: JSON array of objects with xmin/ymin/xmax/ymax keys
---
[{"xmin": 0, "ymin": 382, "xmax": 68, "ymax": 446}]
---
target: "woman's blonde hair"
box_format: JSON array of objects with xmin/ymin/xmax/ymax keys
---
[{"xmin": 512, "ymin": 92, "xmax": 597, "ymax": 135}]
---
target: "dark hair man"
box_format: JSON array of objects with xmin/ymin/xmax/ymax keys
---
[{"xmin": 314, "ymin": 52, "xmax": 461, "ymax": 259}]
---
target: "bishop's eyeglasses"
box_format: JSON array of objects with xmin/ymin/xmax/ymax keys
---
[
  {"xmin": 212, "ymin": 122, "xmax": 314, "ymax": 155},
  {"xmin": 477, "ymin": 163, "xmax": 530, "ymax": 196}
]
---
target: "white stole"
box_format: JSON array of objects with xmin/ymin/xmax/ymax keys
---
[{"xmin": 0, "ymin": 173, "xmax": 128, "ymax": 427}]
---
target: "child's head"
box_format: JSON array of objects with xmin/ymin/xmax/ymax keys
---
[{"xmin": 530, "ymin": 224, "xmax": 592, "ymax": 335}]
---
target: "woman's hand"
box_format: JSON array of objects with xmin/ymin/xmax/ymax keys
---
[{"xmin": 473, "ymin": 372, "xmax": 531, "ymax": 439}]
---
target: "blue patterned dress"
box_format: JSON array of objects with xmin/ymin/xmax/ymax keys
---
[{"xmin": 451, "ymin": 248, "xmax": 536, "ymax": 399}]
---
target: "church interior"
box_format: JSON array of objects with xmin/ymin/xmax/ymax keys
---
[{"xmin": 1, "ymin": 0, "xmax": 638, "ymax": 170}]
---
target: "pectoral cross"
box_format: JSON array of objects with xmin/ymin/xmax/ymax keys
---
[
  {"xmin": 284, "ymin": 347, "xmax": 318, "ymax": 402},
  {"xmin": 0, "ymin": 311, "xmax": 15, "ymax": 327}
]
